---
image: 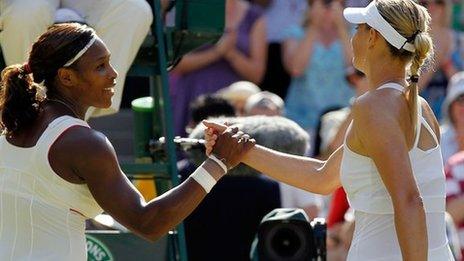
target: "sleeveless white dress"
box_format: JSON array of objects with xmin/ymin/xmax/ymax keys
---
[
  {"xmin": 340, "ymin": 83, "xmax": 455, "ymax": 260},
  {"xmin": 0, "ymin": 116, "xmax": 103, "ymax": 260}
]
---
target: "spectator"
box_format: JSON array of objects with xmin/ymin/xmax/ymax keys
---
[
  {"xmin": 217, "ymin": 81, "xmax": 261, "ymax": 115},
  {"xmin": 243, "ymin": 91, "xmax": 284, "ymax": 116},
  {"xmin": 0, "ymin": 0, "xmax": 153, "ymax": 118},
  {"xmin": 283, "ymin": 0, "xmax": 354, "ymax": 147},
  {"xmin": 419, "ymin": 0, "xmax": 460, "ymax": 120},
  {"xmin": 187, "ymin": 94, "xmax": 236, "ymax": 134},
  {"xmin": 260, "ymin": 0, "xmax": 308, "ymax": 99},
  {"xmin": 169, "ymin": 0, "xmax": 267, "ymax": 136},
  {"xmin": 441, "ymin": 72, "xmax": 464, "ymax": 163},
  {"xmin": 317, "ymin": 67, "xmax": 368, "ymax": 159},
  {"xmin": 445, "ymin": 151, "xmax": 464, "ymax": 259}
]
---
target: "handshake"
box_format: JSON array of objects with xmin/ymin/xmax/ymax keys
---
[{"xmin": 203, "ymin": 120, "xmax": 256, "ymax": 171}]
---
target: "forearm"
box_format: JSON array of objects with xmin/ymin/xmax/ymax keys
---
[
  {"xmin": 394, "ymin": 199, "xmax": 428, "ymax": 260},
  {"xmin": 242, "ymin": 145, "xmax": 333, "ymax": 194},
  {"xmin": 338, "ymin": 26, "xmax": 353, "ymax": 66},
  {"xmin": 447, "ymin": 195, "xmax": 464, "ymax": 224},
  {"xmin": 226, "ymin": 50, "xmax": 266, "ymax": 84},
  {"xmin": 139, "ymin": 159, "xmax": 223, "ymax": 241},
  {"xmin": 285, "ymin": 30, "xmax": 316, "ymax": 77},
  {"xmin": 173, "ymin": 47, "xmax": 222, "ymax": 75}
]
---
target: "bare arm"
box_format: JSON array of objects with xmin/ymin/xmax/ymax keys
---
[
  {"xmin": 224, "ymin": 17, "xmax": 268, "ymax": 84},
  {"xmin": 51, "ymin": 127, "xmax": 226, "ymax": 242},
  {"xmin": 171, "ymin": 46, "xmax": 223, "ymax": 75},
  {"xmin": 241, "ymin": 145, "xmax": 343, "ymax": 195},
  {"xmin": 282, "ymin": 29, "xmax": 316, "ymax": 77},
  {"xmin": 352, "ymin": 95, "xmax": 427, "ymax": 260},
  {"xmin": 447, "ymin": 195, "xmax": 464, "ymax": 224},
  {"xmin": 203, "ymin": 119, "xmax": 343, "ymax": 195}
]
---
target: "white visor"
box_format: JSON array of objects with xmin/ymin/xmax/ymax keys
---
[{"xmin": 343, "ymin": 1, "xmax": 415, "ymax": 53}]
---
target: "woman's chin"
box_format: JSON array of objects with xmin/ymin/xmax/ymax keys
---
[{"xmin": 94, "ymin": 100, "xmax": 113, "ymax": 109}]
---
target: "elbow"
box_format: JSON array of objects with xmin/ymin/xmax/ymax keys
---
[
  {"xmin": 134, "ymin": 207, "xmax": 171, "ymax": 242},
  {"xmin": 136, "ymin": 220, "xmax": 166, "ymax": 243},
  {"xmin": 394, "ymin": 190, "xmax": 424, "ymax": 211},
  {"xmin": 288, "ymin": 66, "xmax": 304, "ymax": 77},
  {"xmin": 248, "ymin": 66, "xmax": 266, "ymax": 84}
]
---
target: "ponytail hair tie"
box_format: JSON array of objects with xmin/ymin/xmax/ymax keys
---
[
  {"xmin": 22, "ymin": 63, "xmax": 32, "ymax": 74},
  {"xmin": 407, "ymin": 30, "xmax": 422, "ymax": 42},
  {"xmin": 410, "ymin": 75, "xmax": 419, "ymax": 83}
]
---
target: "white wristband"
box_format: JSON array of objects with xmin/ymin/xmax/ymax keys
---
[
  {"xmin": 191, "ymin": 166, "xmax": 217, "ymax": 193},
  {"xmin": 208, "ymin": 154, "xmax": 228, "ymax": 174}
]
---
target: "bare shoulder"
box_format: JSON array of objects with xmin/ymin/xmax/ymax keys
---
[
  {"xmin": 51, "ymin": 125, "xmax": 118, "ymax": 174},
  {"xmin": 351, "ymin": 89, "xmax": 406, "ymax": 143},
  {"xmin": 352, "ymin": 89, "xmax": 402, "ymax": 124},
  {"xmin": 350, "ymin": 89, "xmax": 411, "ymax": 158}
]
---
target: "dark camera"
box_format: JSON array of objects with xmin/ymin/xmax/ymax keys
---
[{"xmin": 251, "ymin": 209, "xmax": 327, "ymax": 261}]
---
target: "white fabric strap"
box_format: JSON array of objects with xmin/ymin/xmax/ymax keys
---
[
  {"xmin": 191, "ymin": 166, "xmax": 217, "ymax": 193},
  {"xmin": 63, "ymin": 36, "xmax": 97, "ymax": 67},
  {"xmin": 209, "ymin": 154, "xmax": 228, "ymax": 174}
]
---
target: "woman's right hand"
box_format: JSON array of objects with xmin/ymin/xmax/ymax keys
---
[{"xmin": 203, "ymin": 120, "xmax": 255, "ymax": 170}]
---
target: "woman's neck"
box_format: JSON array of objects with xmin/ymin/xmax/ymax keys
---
[
  {"xmin": 47, "ymin": 94, "xmax": 87, "ymax": 120},
  {"xmin": 365, "ymin": 57, "xmax": 408, "ymax": 90}
]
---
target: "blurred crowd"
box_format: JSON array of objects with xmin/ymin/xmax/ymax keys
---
[{"xmin": 4, "ymin": 0, "xmax": 464, "ymax": 260}]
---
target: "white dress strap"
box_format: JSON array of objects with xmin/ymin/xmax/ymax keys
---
[
  {"xmin": 377, "ymin": 82, "xmax": 405, "ymax": 92},
  {"xmin": 34, "ymin": 116, "xmax": 89, "ymax": 174},
  {"xmin": 413, "ymin": 98, "xmax": 423, "ymax": 148}
]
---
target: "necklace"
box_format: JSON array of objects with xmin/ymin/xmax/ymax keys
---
[{"xmin": 48, "ymin": 98, "xmax": 80, "ymax": 118}]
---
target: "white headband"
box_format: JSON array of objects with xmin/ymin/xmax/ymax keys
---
[
  {"xmin": 343, "ymin": 1, "xmax": 416, "ymax": 53},
  {"xmin": 63, "ymin": 35, "xmax": 97, "ymax": 67}
]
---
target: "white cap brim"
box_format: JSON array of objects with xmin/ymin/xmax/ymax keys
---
[
  {"xmin": 343, "ymin": 7, "xmax": 367, "ymax": 24},
  {"xmin": 343, "ymin": 2, "xmax": 415, "ymax": 53}
]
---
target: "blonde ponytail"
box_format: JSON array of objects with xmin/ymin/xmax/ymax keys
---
[
  {"xmin": 376, "ymin": 0, "xmax": 434, "ymax": 133},
  {"xmin": 407, "ymin": 32, "xmax": 433, "ymax": 132}
]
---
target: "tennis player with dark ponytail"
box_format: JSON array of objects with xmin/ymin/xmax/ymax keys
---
[{"xmin": 0, "ymin": 23, "xmax": 254, "ymax": 260}]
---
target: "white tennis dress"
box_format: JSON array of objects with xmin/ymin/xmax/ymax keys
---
[
  {"xmin": 0, "ymin": 116, "xmax": 103, "ymax": 260},
  {"xmin": 340, "ymin": 83, "xmax": 455, "ymax": 260}
]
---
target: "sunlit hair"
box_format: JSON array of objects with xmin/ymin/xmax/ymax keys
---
[{"xmin": 376, "ymin": 0, "xmax": 434, "ymax": 133}]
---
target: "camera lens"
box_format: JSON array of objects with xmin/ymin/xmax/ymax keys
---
[{"xmin": 271, "ymin": 227, "xmax": 302, "ymax": 257}]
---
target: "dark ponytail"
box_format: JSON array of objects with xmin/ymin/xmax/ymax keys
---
[{"xmin": 0, "ymin": 65, "xmax": 45, "ymax": 136}]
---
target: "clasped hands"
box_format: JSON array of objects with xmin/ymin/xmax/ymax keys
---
[{"xmin": 203, "ymin": 120, "xmax": 255, "ymax": 171}]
